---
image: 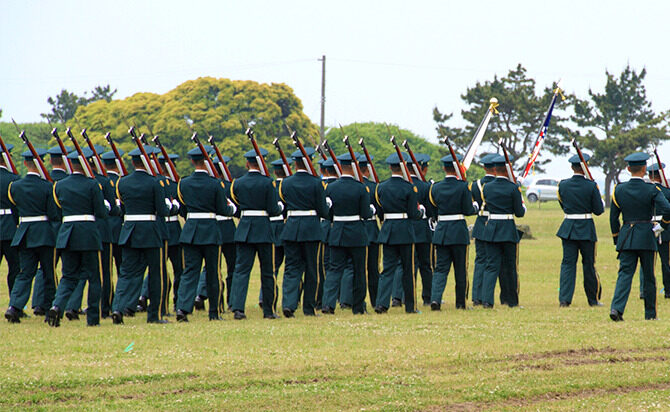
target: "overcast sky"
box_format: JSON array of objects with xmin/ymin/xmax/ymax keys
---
[{"xmin": 2, "ymin": 0, "xmax": 669, "ymax": 181}]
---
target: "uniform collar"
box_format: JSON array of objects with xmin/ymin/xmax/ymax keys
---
[
  {"xmin": 248, "ymin": 169, "xmax": 261, "ymax": 174},
  {"xmin": 444, "ymin": 175, "xmax": 457, "ymax": 179},
  {"xmin": 296, "ymin": 169, "xmax": 311, "ymax": 174},
  {"xmin": 26, "ymin": 172, "xmax": 40, "ymax": 177},
  {"xmin": 629, "ymin": 176, "xmax": 644, "ymax": 181},
  {"xmin": 52, "ymin": 167, "xmax": 66, "ymax": 173},
  {"xmin": 496, "ymin": 176, "xmax": 509, "ymax": 181},
  {"xmin": 341, "ymin": 174, "xmax": 356, "ymax": 179},
  {"xmin": 391, "ymin": 174, "xmax": 404, "ymax": 178},
  {"xmin": 572, "ymin": 174, "xmax": 586, "ymax": 178},
  {"xmin": 72, "ymin": 171, "xmax": 85, "ymax": 176},
  {"xmin": 135, "ymin": 168, "xmax": 149, "ymax": 174},
  {"xmin": 485, "ymin": 174, "xmax": 495, "ymax": 177},
  {"xmin": 195, "ymin": 169, "xmax": 209, "ymax": 174},
  {"xmin": 107, "ymin": 171, "xmax": 119, "ymax": 176}
]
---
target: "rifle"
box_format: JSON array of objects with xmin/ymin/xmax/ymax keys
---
[
  {"xmin": 190, "ymin": 132, "xmax": 219, "ymax": 178},
  {"xmin": 289, "ymin": 129, "xmax": 317, "ymax": 176},
  {"xmin": 139, "ymin": 133, "xmax": 164, "ymax": 176},
  {"xmin": 0, "ymin": 134, "xmax": 18, "ymax": 174},
  {"xmin": 570, "ymin": 138, "xmax": 594, "ymax": 181},
  {"xmin": 272, "ymin": 137, "xmax": 293, "ymax": 177},
  {"xmin": 81, "ymin": 129, "xmax": 108, "ymax": 176},
  {"xmin": 316, "ymin": 142, "xmax": 328, "ymax": 161},
  {"xmin": 321, "ymin": 140, "xmax": 342, "ymax": 177},
  {"xmin": 207, "ymin": 134, "xmax": 232, "ymax": 182},
  {"xmin": 105, "ymin": 132, "xmax": 129, "ymax": 176},
  {"xmin": 402, "ymin": 139, "xmax": 426, "ymax": 182},
  {"xmin": 498, "ymin": 139, "xmax": 517, "ymax": 184},
  {"xmin": 11, "ymin": 119, "xmax": 51, "ymax": 181},
  {"xmin": 128, "ymin": 127, "xmax": 156, "ymax": 177},
  {"xmin": 152, "ymin": 136, "xmax": 180, "ymax": 182},
  {"xmin": 47, "ymin": 119, "xmax": 73, "ymax": 174},
  {"xmin": 389, "ymin": 135, "xmax": 412, "ymax": 183},
  {"xmin": 343, "ymin": 135, "xmax": 363, "ymax": 182},
  {"xmin": 357, "ymin": 137, "xmax": 379, "ymax": 183},
  {"xmin": 654, "ymin": 147, "xmax": 669, "ymax": 188},
  {"xmin": 443, "ymin": 136, "xmax": 464, "ymax": 181},
  {"xmin": 244, "ymin": 128, "xmax": 270, "ymax": 176}
]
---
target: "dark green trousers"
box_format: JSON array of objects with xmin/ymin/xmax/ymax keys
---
[
  {"xmin": 639, "ymin": 241, "xmax": 670, "ymax": 298},
  {"xmin": 1, "ymin": 240, "xmax": 20, "ymax": 296},
  {"xmin": 482, "ymin": 242, "xmax": 519, "ymax": 307},
  {"xmin": 196, "ymin": 243, "xmax": 236, "ymax": 309},
  {"xmin": 113, "ymin": 247, "xmax": 162, "ymax": 322},
  {"xmin": 10, "ymin": 246, "xmax": 56, "ymax": 311},
  {"xmin": 376, "ymin": 244, "xmax": 416, "ymax": 312},
  {"xmin": 258, "ymin": 244, "xmax": 282, "ymax": 310},
  {"xmin": 367, "ymin": 243, "xmax": 380, "ymax": 307},
  {"xmin": 282, "ymin": 241, "xmax": 320, "ymax": 315},
  {"xmin": 141, "ymin": 242, "xmax": 172, "ymax": 315},
  {"xmin": 65, "ymin": 242, "xmax": 111, "ymax": 313},
  {"xmin": 559, "ymin": 239, "xmax": 601, "ymax": 305},
  {"xmin": 471, "ymin": 239, "xmax": 487, "ymax": 303},
  {"xmin": 177, "ymin": 244, "xmax": 221, "ymax": 318},
  {"xmin": 323, "ymin": 246, "xmax": 367, "ymax": 313},
  {"xmin": 612, "ymin": 250, "xmax": 657, "ymax": 319},
  {"xmin": 32, "ymin": 249, "xmax": 61, "ymax": 310},
  {"xmin": 316, "ymin": 243, "xmax": 328, "ymax": 308},
  {"xmin": 230, "ymin": 243, "xmax": 276, "ymax": 316},
  {"xmin": 168, "ymin": 243, "xmax": 184, "ymax": 306},
  {"xmin": 431, "ymin": 244, "xmax": 468, "ymax": 307},
  {"xmin": 53, "ymin": 250, "xmax": 101, "ymax": 325},
  {"xmin": 392, "ymin": 242, "xmax": 432, "ymax": 304}
]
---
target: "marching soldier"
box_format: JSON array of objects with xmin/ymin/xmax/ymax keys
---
[
  {"xmin": 641, "ymin": 163, "xmax": 670, "ymax": 300},
  {"xmin": 4, "ymin": 149, "xmax": 59, "ymax": 323},
  {"xmin": 610, "ymin": 153, "xmax": 670, "ymax": 321},
  {"xmin": 317, "ymin": 158, "xmax": 338, "ymax": 309},
  {"xmin": 111, "ymin": 147, "xmax": 176, "ymax": 324},
  {"xmin": 229, "ymin": 148, "xmax": 283, "ymax": 319},
  {"xmin": 100, "ymin": 151, "xmax": 124, "ymax": 304},
  {"xmin": 470, "ymin": 154, "xmax": 497, "ymax": 306},
  {"xmin": 374, "ymin": 153, "xmax": 422, "ymax": 314},
  {"xmin": 279, "ymin": 147, "xmax": 329, "ymax": 317},
  {"xmin": 556, "ymin": 154, "xmax": 604, "ymax": 307},
  {"xmin": 0, "ymin": 143, "xmax": 20, "ymax": 299},
  {"xmin": 428, "ymin": 154, "xmax": 477, "ymax": 310},
  {"xmin": 175, "ymin": 147, "xmax": 234, "ymax": 322},
  {"xmin": 48, "ymin": 148, "xmax": 108, "ymax": 327},
  {"xmin": 322, "ymin": 152, "xmax": 371, "ymax": 314},
  {"xmin": 360, "ymin": 155, "xmax": 380, "ymax": 307},
  {"xmin": 480, "ymin": 155, "xmax": 525, "ymax": 308}
]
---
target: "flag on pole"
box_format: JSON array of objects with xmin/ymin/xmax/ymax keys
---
[{"xmin": 462, "ymin": 97, "xmax": 499, "ymax": 169}]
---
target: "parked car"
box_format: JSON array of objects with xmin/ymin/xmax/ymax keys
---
[{"xmin": 526, "ymin": 177, "xmax": 559, "ymax": 202}]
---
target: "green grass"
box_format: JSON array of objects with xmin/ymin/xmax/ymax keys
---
[{"xmin": 1, "ymin": 201, "xmax": 670, "ymax": 411}]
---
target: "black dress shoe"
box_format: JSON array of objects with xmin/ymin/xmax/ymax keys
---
[
  {"xmin": 374, "ymin": 306, "xmax": 388, "ymax": 314},
  {"xmin": 321, "ymin": 306, "xmax": 335, "ymax": 315},
  {"xmin": 455, "ymin": 304, "xmax": 466, "ymax": 310},
  {"xmin": 5, "ymin": 306, "xmax": 20, "ymax": 323},
  {"xmin": 391, "ymin": 298, "xmax": 402, "ymax": 307},
  {"xmin": 112, "ymin": 311, "xmax": 124, "ymax": 325},
  {"xmin": 559, "ymin": 302, "xmax": 570, "ymax": 308},
  {"xmin": 406, "ymin": 309, "xmax": 421, "ymax": 314},
  {"xmin": 47, "ymin": 306, "xmax": 61, "ymax": 327},
  {"xmin": 148, "ymin": 319, "xmax": 169, "ymax": 324},
  {"xmin": 233, "ymin": 310, "xmax": 246, "ymax": 320},
  {"xmin": 209, "ymin": 316, "xmax": 223, "ymax": 321},
  {"xmin": 340, "ymin": 303, "xmax": 352, "ymax": 309},
  {"xmin": 65, "ymin": 309, "xmax": 80, "ymax": 320},
  {"xmin": 101, "ymin": 311, "xmax": 110, "ymax": 319},
  {"xmin": 609, "ymin": 309, "xmax": 624, "ymax": 322},
  {"xmin": 430, "ymin": 301, "xmax": 440, "ymax": 311},
  {"xmin": 33, "ymin": 307, "xmax": 46, "ymax": 316},
  {"xmin": 283, "ymin": 308, "xmax": 295, "ymax": 318},
  {"xmin": 194, "ymin": 296, "xmax": 206, "ymax": 311},
  {"xmin": 137, "ymin": 296, "xmax": 148, "ymax": 312},
  {"xmin": 264, "ymin": 313, "xmax": 280, "ymax": 319},
  {"xmin": 472, "ymin": 300, "xmax": 482, "ymax": 306},
  {"xmin": 304, "ymin": 312, "xmax": 319, "ymax": 317},
  {"xmin": 639, "ymin": 294, "xmax": 645, "ymax": 300},
  {"xmin": 482, "ymin": 302, "xmax": 493, "ymax": 309},
  {"xmin": 589, "ymin": 301, "xmax": 604, "ymax": 307},
  {"xmin": 176, "ymin": 309, "xmax": 189, "ymax": 322},
  {"xmin": 123, "ymin": 308, "xmax": 136, "ymax": 317}
]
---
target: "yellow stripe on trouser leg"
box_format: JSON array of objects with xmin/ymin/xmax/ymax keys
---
[
  {"xmin": 159, "ymin": 246, "xmax": 164, "ymax": 320},
  {"xmin": 465, "ymin": 244, "xmax": 470, "ymax": 300},
  {"xmin": 98, "ymin": 251, "xmax": 103, "ymax": 319},
  {"xmin": 515, "ymin": 243, "xmax": 520, "ymax": 295},
  {"xmin": 217, "ymin": 246, "xmax": 223, "ymax": 314},
  {"xmin": 272, "ymin": 245, "xmax": 277, "ymax": 311},
  {"xmin": 411, "ymin": 244, "xmax": 416, "ymax": 312},
  {"xmin": 52, "ymin": 247, "xmax": 58, "ymax": 287}
]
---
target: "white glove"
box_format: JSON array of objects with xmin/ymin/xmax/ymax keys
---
[
  {"xmin": 227, "ymin": 198, "xmax": 237, "ymax": 215},
  {"xmin": 104, "ymin": 199, "xmax": 111, "ymax": 211},
  {"xmin": 472, "ymin": 202, "xmax": 480, "ymax": 213},
  {"xmin": 369, "ymin": 204, "xmax": 376, "ymax": 215},
  {"xmin": 278, "ymin": 201, "xmax": 285, "ymax": 212},
  {"xmin": 171, "ymin": 199, "xmax": 180, "ymax": 210},
  {"xmin": 418, "ymin": 204, "xmax": 426, "ymax": 219},
  {"xmin": 165, "ymin": 198, "xmax": 172, "ymax": 209},
  {"xmin": 428, "ymin": 217, "xmax": 437, "ymax": 231},
  {"xmin": 115, "ymin": 198, "xmax": 121, "ymax": 207},
  {"xmin": 325, "ymin": 197, "xmax": 333, "ymax": 208}
]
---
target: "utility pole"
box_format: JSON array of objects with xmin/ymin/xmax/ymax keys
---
[{"xmin": 318, "ymin": 55, "xmax": 326, "ymax": 142}]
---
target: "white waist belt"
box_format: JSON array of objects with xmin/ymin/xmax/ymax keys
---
[
  {"xmin": 653, "ymin": 215, "xmax": 663, "ymax": 222},
  {"xmin": 564, "ymin": 213, "xmax": 593, "ymax": 220},
  {"xmin": 384, "ymin": 213, "xmax": 408, "ymax": 220},
  {"xmin": 241, "ymin": 210, "xmax": 268, "ymax": 217},
  {"xmin": 287, "ymin": 210, "xmax": 317, "ymax": 217},
  {"xmin": 187, "ymin": 212, "xmax": 216, "ymax": 219},
  {"xmin": 488, "ymin": 214, "xmax": 514, "ymax": 220},
  {"xmin": 20, "ymin": 216, "xmax": 48, "ymax": 223},
  {"xmin": 124, "ymin": 214, "xmax": 156, "ymax": 222},
  {"xmin": 63, "ymin": 215, "xmax": 95, "ymax": 223},
  {"xmin": 333, "ymin": 215, "xmax": 360, "ymax": 222},
  {"xmin": 270, "ymin": 216, "xmax": 284, "ymax": 222},
  {"xmin": 0, "ymin": 209, "xmax": 11, "ymax": 215},
  {"xmin": 166, "ymin": 216, "xmax": 179, "ymax": 222},
  {"xmin": 478, "ymin": 211, "xmax": 490, "ymax": 217},
  {"xmin": 216, "ymin": 215, "xmax": 233, "ymax": 221},
  {"xmin": 438, "ymin": 214, "xmax": 465, "ymax": 222}
]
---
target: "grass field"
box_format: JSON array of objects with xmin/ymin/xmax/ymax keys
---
[{"xmin": 1, "ymin": 201, "xmax": 670, "ymax": 411}]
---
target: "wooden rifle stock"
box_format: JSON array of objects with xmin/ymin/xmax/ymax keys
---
[
  {"xmin": 66, "ymin": 128, "xmax": 95, "ymax": 178},
  {"xmin": 290, "ymin": 131, "xmax": 317, "ymax": 176},
  {"xmin": 152, "ymin": 136, "xmax": 180, "ymax": 182},
  {"xmin": 208, "ymin": 135, "xmax": 232, "ymax": 181},
  {"xmin": 402, "ymin": 140, "xmax": 426, "ymax": 182},
  {"xmin": 105, "ymin": 132, "xmax": 129, "ymax": 176},
  {"xmin": 358, "ymin": 138, "xmax": 379, "ymax": 184},
  {"xmin": 19, "ymin": 130, "xmax": 52, "ymax": 182},
  {"xmin": 0, "ymin": 134, "xmax": 18, "ymax": 174},
  {"xmin": 81, "ymin": 129, "xmax": 107, "ymax": 176}
]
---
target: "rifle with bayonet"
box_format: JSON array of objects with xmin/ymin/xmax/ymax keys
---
[
  {"xmin": 128, "ymin": 126, "xmax": 156, "ymax": 177},
  {"xmin": 152, "ymin": 136, "xmax": 179, "ymax": 182},
  {"xmin": 402, "ymin": 139, "xmax": 426, "ymax": 182},
  {"xmin": 0, "ymin": 134, "xmax": 18, "ymax": 174},
  {"xmin": 288, "ymin": 126, "xmax": 317, "ymax": 176},
  {"xmin": 207, "ymin": 134, "xmax": 233, "ymax": 182},
  {"xmin": 498, "ymin": 139, "xmax": 517, "ymax": 184},
  {"xmin": 48, "ymin": 119, "xmax": 73, "ymax": 174},
  {"xmin": 389, "ymin": 135, "xmax": 412, "ymax": 183},
  {"xmin": 358, "ymin": 137, "xmax": 379, "ymax": 184},
  {"xmin": 272, "ymin": 137, "xmax": 293, "ymax": 177},
  {"xmin": 105, "ymin": 132, "xmax": 129, "ymax": 176},
  {"xmin": 570, "ymin": 138, "xmax": 594, "ymax": 181},
  {"xmin": 443, "ymin": 136, "xmax": 464, "ymax": 181},
  {"xmin": 190, "ymin": 132, "xmax": 219, "ymax": 178},
  {"xmin": 81, "ymin": 128, "xmax": 107, "ymax": 176},
  {"xmin": 11, "ymin": 119, "xmax": 51, "ymax": 181}
]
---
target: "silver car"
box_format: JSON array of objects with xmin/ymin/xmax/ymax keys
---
[{"xmin": 525, "ymin": 178, "xmax": 559, "ymax": 202}]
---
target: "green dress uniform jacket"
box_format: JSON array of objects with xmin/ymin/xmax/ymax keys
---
[
  {"xmin": 411, "ymin": 178, "xmax": 432, "ymax": 243},
  {"xmin": 107, "ymin": 172, "xmax": 123, "ymax": 244},
  {"xmin": 470, "ymin": 175, "xmax": 495, "ymax": 240},
  {"xmin": 481, "ymin": 177, "xmax": 526, "ymax": 243},
  {"xmin": 375, "ymin": 176, "xmax": 421, "ymax": 244},
  {"xmin": 9, "ymin": 174, "xmax": 59, "ymax": 247},
  {"xmin": 429, "ymin": 176, "xmax": 476, "ymax": 246},
  {"xmin": 470, "ymin": 174, "xmax": 495, "ymax": 305},
  {"xmin": 178, "ymin": 171, "xmax": 233, "ymax": 245},
  {"xmin": 325, "ymin": 176, "xmax": 372, "ymax": 247},
  {"xmin": 557, "ymin": 175, "xmax": 604, "ymax": 241},
  {"xmin": 279, "ymin": 171, "xmax": 329, "ymax": 242},
  {"xmin": 94, "ymin": 172, "xmax": 118, "ymax": 244},
  {"xmin": 0, "ymin": 167, "xmax": 20, "ymax": 241},
  {"xmin": 230, "ymin": 170, "xmax": 283, "ymax": 243}
]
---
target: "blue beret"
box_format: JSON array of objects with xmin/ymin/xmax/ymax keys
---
[
  {"xmin": 568, "ymin": 154, "xmax": 590, "ymax": 164},
  {"xmin": 440, "ymin": 154, "xmax": 463, "ymax": 166},
  {"xmin": 385, "ymin": 152, "xmax": 410, "ymax": 165},
  {"xmin": 648, "ymin": 163, "xmax": 665, "ymax": 172},
  {"xmin": 243, "ymin": 147, "xmax": 269, "ymax": 159},
  {"xmin": 47, "ymin": 145, "xmax": 74, "ymax": 155},
  {"xmin": 624, "ymin": 152, "xmax": 649, "ymax": 166},
  {"xmin": 0, "ymin": 143, "xmax": 14, "ymax": 153},
  {"xmin": 290, "ymin": 147, "xmax": 316, "ymax": 159},
  {"xmin": 21, "ymin": 148, "xmax": 47, "ymax": 160}
]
